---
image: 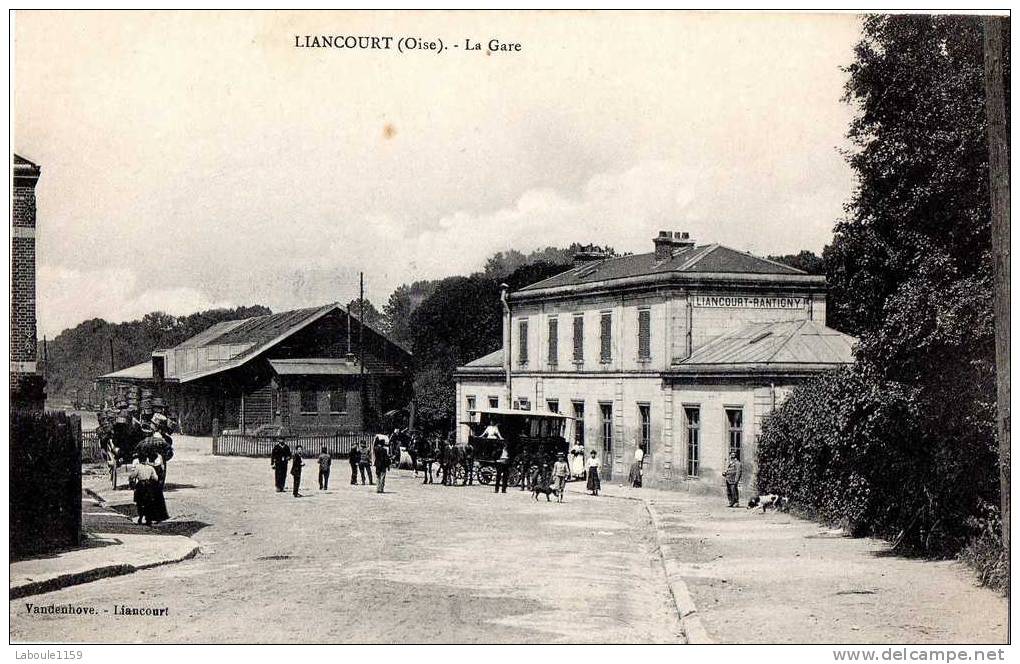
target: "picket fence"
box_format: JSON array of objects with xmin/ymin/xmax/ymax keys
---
[{"xmin": 212, "ymin": 431, "xmax": 376, "ymax": 458}]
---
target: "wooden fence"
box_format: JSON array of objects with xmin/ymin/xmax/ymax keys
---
[
  {"xmin": 11, "ymin": 411, "xmax": 82, "ymax": 557},
  {"xmin": 81, "ymin": 428, "xmax": 105, "ymax": 463},
  {"xmin": 212, "ymin": 431, "xmax": 377, "ymax": 458}
]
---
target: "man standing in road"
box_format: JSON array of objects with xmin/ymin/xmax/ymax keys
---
[
  {"xmin": 291, "ymin": 445, "xmax": 305, "ymax": 497},
  {"xmin": 493, "ymin": 443, "xmax": 510, "ymax": 494},
  {"xmin": 373, "ymin": 435, "xmax": 391, "ymax": 494},
  {"xmin": 358, "ymin": 440, "xmax": 374, "ymax": 485},
  {"xmin": 270, "ymin": 438, "xmax": 292, "ymax": 493},
  {"xmin": 723, "ymin": 452, "xmax": 742, "ymax": 507},
  {"xmin": 349, "ymin": 443, "xmax": 361, "ymax": 485}
]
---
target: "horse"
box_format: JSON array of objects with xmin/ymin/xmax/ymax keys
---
[
  {"xmin": 413, "ymin": 432, "xmax": 440, "ymax": 484},
  {"xmin": 441, "ymin": 439, "xmax": 474, "ymax": 486}
]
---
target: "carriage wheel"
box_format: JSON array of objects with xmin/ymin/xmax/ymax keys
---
[
  {"xmin": 508, "ymin": 460, "xmax": 524, "ymax": 486},
  {"xmin": 476, "ymin": 464, "xmax": 494, "ymax": 485},
  {"xmin": 454, "ymin": 464, "xmax": 466, "ymax": 482}
]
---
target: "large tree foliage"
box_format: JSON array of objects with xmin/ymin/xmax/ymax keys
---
[
  {"xmin": 759, "ymin": 15, "xmax": 1007, "ymax": 560},
  {"xmin": 408, "ymin": 261, "xmax": 570, "ymax": 432}
]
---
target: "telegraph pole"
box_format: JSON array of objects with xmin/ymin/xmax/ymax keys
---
[
  {"xmin": 109, "ymin": 337, "xmax": 115, "ymax": 373},
  {"xmin": 983, "ymin": 14, "xmax": 1010, "ymax": 591},
  {"xmin": 359, "ymin": 272, "xmax": 366, "ymax": 432}
]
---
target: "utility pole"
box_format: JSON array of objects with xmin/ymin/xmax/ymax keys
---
[
  {"xmin": 983, "ymin": 14, "xmax": 1010, "ymax": 590},
  {"xmin": 359, "ymin": 272, "xmax": 366, "ymax": 432},
  {"xmin": 108, "ymin": 337, "xmax": 115, "ymax": 373},
  {"xmin": 42, "ymin": 336, "xmax": 47, "ymax": 378}
]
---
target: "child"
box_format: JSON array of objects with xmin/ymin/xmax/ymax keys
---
[
  {"xmin": 291, "ymin": 445, "xmax": 304, "ymax": 497},
  {"xmin": 552, "ymin": 452, "xmax": 569, "ymax": 503},
  {"xmin": 318, "ymin": 446, "xmax": 331, "ymax": 490},
  {"xmin": 586, "ymin": 449, "xmax": 601, "ymax": 496}
]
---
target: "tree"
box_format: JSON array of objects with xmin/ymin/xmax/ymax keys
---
[
  {"xmin": 982, "ymin": 14, "xmax": 1011, "ymax": 578},
  {"xmin": 382, "ymin": 280, "xmax": 440, "ymax": 346},
  {"xmin": 345, "ymin": 297, "xmax": 383, "ymax": 330},
  {"xmin": 759, "ymin": 15, "xmax": 1007, "ymax": 569},
  {"xmin": 767, "ymin": 250, "xmax": 826, "ymax": 275}
]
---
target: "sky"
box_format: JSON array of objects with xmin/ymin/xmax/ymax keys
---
[{"xmin": 13, "ymin": 11, "xmax": 861, "ymax": 338}]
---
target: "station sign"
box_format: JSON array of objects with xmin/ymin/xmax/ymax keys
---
[{"xmin": 692, "ymin": 295, "xmax": 806, "ymax": 309}]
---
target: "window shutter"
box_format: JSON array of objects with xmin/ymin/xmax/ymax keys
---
[
  {"xmin": 638, "ymin": 309, "xmax": 651, "ymax": 359},
  {"xmin": 518, "ymin": 320, "xmax": 528, "ymax": 366},
  {"xmin": 600, "ymin": 313, "xmax": 612, "ymax": 362},
  {"xmin": 572, "ymin": 316, "xmax": 583, "ymax": 362},
  {"xmin": 548, "ymin": 318, "xmax": 558, "ymax": 365}
]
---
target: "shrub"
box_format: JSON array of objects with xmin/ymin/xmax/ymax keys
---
[{"xmin": 757, "ymin": 363, "xmax": 1000, "ymax": 556}]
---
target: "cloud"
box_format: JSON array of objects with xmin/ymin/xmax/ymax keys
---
[
  {"xmin": 314, "ymin": 159, "xmax": 844, "ymax": 302},
  {"xmin": 38, "ymin": 265, "xmax": 231, "ymax": 337}
]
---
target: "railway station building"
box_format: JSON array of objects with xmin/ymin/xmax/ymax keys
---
[{"xmin": 454, "ymin": 231, "xmax": 855, "ymax": 492}]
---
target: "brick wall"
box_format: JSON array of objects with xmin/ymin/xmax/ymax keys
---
[{"xmin": 11, "ymin": 159, "xmax": 43, "ymax": 408}]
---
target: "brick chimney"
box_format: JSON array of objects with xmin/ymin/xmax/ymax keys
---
[
  {"xmin": 573, "ymin": 244, "xmax": 610, "ymax": 265},
  {"xmin": 653, "ymin": 230, "xmax": 695, "ymax": 259}
]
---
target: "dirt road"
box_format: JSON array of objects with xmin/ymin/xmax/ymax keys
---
[{"xmin": 10, "ymin": 436, "xmax": 683, "ymax": 644}]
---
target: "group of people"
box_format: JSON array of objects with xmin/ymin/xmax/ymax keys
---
[{"xmin": 271, "ymin": 435, "xmax": 395, "ymax": 497}]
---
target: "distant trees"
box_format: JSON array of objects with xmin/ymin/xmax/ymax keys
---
[
  {"xmin": 767, "ymin": 250, "xmax": 826, "ymax": 276},
  {"xmin": 45, "ymin": 305, "xmax": 272, "ymax": 405},
  {"xmin": 408, "ymin": 260, "xmax": 572, "ymax": 433},
  {"xmin": 345, "ymin": 297, "xmax": 384, "ymax": 330}
]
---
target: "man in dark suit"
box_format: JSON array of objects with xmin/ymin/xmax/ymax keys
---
[
  {"xmin": 291, "ymin": 445, "xmax": 305, "ymax": 497},
  {"xmin": 348, "ymin": 444, "xmax": 361, "ymax": 485},
  {"xmin": 270, "ymin": 438, "xmax": 292, "ymax": 492},
  {"xmin": 373, "ymin": 436, "xmax": 391, "ymax": 494}
]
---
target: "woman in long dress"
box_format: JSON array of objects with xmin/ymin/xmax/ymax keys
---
[
  {"xmin": 628, "ymin": 444, "xmax": 645, "ymax": 488},
  {"xmin": 133, "ymin": 453, "xmax": 169, "ymax": 525},
  {"xmin": 569, "ymin": 442, "xmax": 586, "ymax": 480},
  {"xmin": 586, "ymin": 449, "xmax": 601, "ymax": 496}
]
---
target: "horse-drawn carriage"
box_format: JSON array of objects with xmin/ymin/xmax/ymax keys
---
[{"xmin": 462, "ymin": 407, "xmax": 572, "ymax": 486}]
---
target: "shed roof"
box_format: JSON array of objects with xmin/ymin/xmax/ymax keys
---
[
  {"xmin": 101, "ymin": 361, "xmax": 153, "ymax": 381},
  {"xmin": 269, "ymin": 357, "xmax": 402, "ymax": 376},
  {"xmin": 99, "ymin": 303, "xmax": 411, "ymax": 383}
]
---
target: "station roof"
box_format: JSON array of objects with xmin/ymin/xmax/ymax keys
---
[
  {"xmin": 671, "ymin": 319, "xmax": 855, "ymax": 374},
  {"xmin": 515, "ymin": 244, "xmax": 815, "ymax": 296}
]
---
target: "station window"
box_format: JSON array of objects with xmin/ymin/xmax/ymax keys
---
[
  {"xmin": 300, "ymin": 389, "xmax": 318, "ymax": 414},
  {"xmin": 548, "ymin": 317, "xmax": 558, "ymax": 366},
  {"xmin": 685, "ymin": 406, "xmax": 701, "ymax": 476},
  {"xmin": 638, "ymin": 403, "xmax": 651, "ymax": 456},
  {"xmin": 517, "ymin": 397, "xmax": 531, "ymax": 411},
  {"xmin": 329, "ymin": 388, "xmax": 346, "ymax": 414},
  {"xmin": 546, "ymin": 399, "xmax": 559, "ymax": 413},
  {"xmin": 488, "ymin": 396, "xmax": 499, "ymax": 409},
  {"xmin": 600, "ymin": 312, "xmax": 613, "ymax": 363},
  {"xmin": 726, "ymin": 408, "xmax": 743, "ymax": 460},
  {"xmin": 467, "ymin": 395, "xmax": 476, "ymax": 419},
  {"xmin": 638, "ymin": 308, "xmax": 651, "ymax": 360},
  {"xmin": 572, "ymin": 315, "xmax": 584, "ymax": 363},
  {"xmin": 572, "ymin": 400, "xmax": 585, "ymax": 446},
  {"xmin": 600, "ymin": 402, "xmax": 613, "ymax": 457}
]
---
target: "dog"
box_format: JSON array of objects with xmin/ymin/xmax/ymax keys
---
[
  {"xmin": 747, "ymin": 494, "xmax": 789, "ymax": 513},
  {"xmin": 532, "ymin": 484, "xmax": 559, "ymax": 502}
]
